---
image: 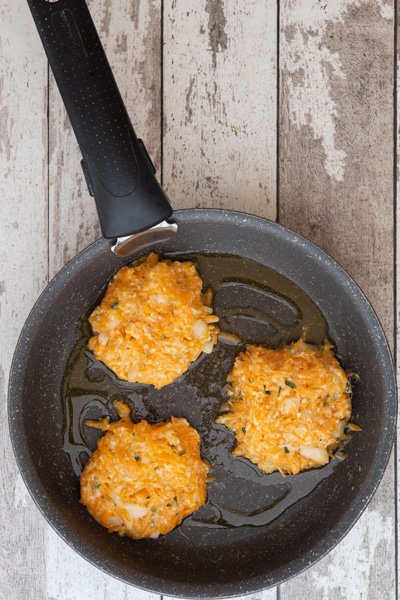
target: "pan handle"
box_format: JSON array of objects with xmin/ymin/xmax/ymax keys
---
[{"xmin": 26, "ymin": 0, "xmax": 173, "ymax": 239}]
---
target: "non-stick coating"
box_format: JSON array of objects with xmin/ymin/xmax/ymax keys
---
[{"xmin": 8, "ymin": 209, "xmax": 396, "ymax": 598}]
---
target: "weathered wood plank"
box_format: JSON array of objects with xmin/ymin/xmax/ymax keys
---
[
  {"xmin": 45, "ymin": 0, "xmax": 163, "ymax": 598},
  {"xmin": 45, "ymin": 528, "xmax": 157, "ymax": 600},
  {"xmin": 1, "ymin": 1, "xmax": 49, "ymax": 599},
  {"xmin": 162, "ymin": 1, "xmax": 278, "ymax": 599},
  {"xmin": 162, "ymin": 0, "xmax": 277, "ymax": 219},
  {"xmin": 279, "ymin": 0, "xmax": 395, "ymax": 329},
  {"xmin": 396, "ymin": 3, "xmax": 400, "ymax": 599},
  {"xmin": 279, "ymin": 1, "xmax": 396, "ymax": 598}
]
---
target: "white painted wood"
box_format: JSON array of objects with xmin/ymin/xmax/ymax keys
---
[
  {"xmin": 396, "ymin": 4, "xmax": 400, "ymax": 599},
  {"xmin": 279, "ymin": 1, "xmax": 396, "ymax": 598},
  {"xmin": 162, "ymin": 2, "xmax": 278, "ymax": 598},
  {"xmin": 45, "ymin": 1, "xmax": 162, "ymax": 598},
  {"xmin": 45, "ymin": 527, "xmax": 156, "ymax": 600},
  {"xmin": 1, "ymin": 0, "xmax": 397, "ymax": 598},
  {"xmin": 162, "ymin": 0, "xmax": 277, "ymax": 218},
  {"xmin": 1, "ymin": 2, "xmax": 49, "ymax": 599}
]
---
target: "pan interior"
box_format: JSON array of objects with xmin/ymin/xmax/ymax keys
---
[
  {"xmin": 63, "ymin": 251, "xmax": 334, "ymax": 524},
  {"xmin": 8, "ymin": 210, "xmax": 396, "ymax": 598}
]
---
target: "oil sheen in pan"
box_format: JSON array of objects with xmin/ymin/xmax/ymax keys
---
[{"xmin": 62, "ymin": 253, "xmax": 347, "ymax": 531}]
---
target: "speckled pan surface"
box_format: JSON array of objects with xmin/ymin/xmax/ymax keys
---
[{"xmin": 8, "ymin": 209, "xmax": 396, "ymax": 598}]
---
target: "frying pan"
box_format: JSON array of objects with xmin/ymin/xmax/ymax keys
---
[{"xmin": 9, "ymin": 1, "xmax": 396, "ymax": 598}]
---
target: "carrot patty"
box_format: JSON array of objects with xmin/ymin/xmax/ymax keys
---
[
  {"xmin": 80, "ymin": 401, "xmax": 209, "ymax": 539},
  {"xmin": 88, "ymin": 253, "xmax": 219, "ymax": 388},
  {"xmin": 216, "ymin": 340, "xmax": 353, "ymax": 475}
]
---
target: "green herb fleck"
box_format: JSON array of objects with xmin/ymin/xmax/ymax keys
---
[
  {"xmin": 278, "ymin": 387, "xmax": 282, "ymax": 397},
  {"xmin": 166, "ymin": 502, "xmax": 173, "ymax": 507},
  {"xmin": 134, "ymin": 456, "xmax": 140, "ymax": 462},
  {"xmin": 323, "ymin": 401, "xmax": 328, "ymax": 407},
  {"xmin": 264, "ymin": 386, "xmax": 271, "ymax": 396},
  {"xmin": 242, "ymin": 427, "xmax": 247, "ymax": 434},
  {"xmin": 284, "ymin": 446, "xmax": 290, "ymax": 454},
  {"xmin": 111, "ymin": 302, "xmax": 119, "ymax": 308},
  {"xmin": 178, "ymin": 450, "xmax": 186, "ymax": 456},
  {"xmin": 285, "ymin": 379, "xmax": 296, "ymax": 389}
]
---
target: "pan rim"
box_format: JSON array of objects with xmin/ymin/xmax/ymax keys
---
[{"xmin": 8, "ymin": 208, "xmax": 397, "ymax": 598}]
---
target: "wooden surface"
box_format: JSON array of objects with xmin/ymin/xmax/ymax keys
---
[{"xmin": 1, "ymin": 1, "xmax": 397, "ymax": 598}]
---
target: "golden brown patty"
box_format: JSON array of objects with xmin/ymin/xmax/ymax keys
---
[
  {"xmin": 216, "ymin": 340, "xmax": 352, "ymax": 475},
  {"xmin": 88, "ymin": 253, "xmax": 219, "ymax": 388},
  {"xmin": 80, "ymin": 401, "xmax": 209, "ymax": 539}
]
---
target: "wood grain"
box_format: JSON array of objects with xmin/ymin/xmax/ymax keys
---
[
  {"xmin": 1, "ymin": 2, "xmax": 49, "ymax": 599},
  {"xmin": 279, "ymin": 2, "xmax": 396, "ymax": 598},
  {"xmin": 162, "ymin": 0, "xmax": 277, "ymax": 218},
  {"xmin": 1, "ymin": 0, "xmax": 397, "ymax": 598},
  {"xmin": 46, "ymin": 1, "xmax": 162, "ymax": 597},
  {"xmin": 280, "ymin": 0, "xmax": 395, "ymax": 332}
]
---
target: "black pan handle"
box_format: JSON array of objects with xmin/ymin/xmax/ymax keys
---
[{"xmin": 26, "ymin": 0, "xmax": 173, "ymax": 239}]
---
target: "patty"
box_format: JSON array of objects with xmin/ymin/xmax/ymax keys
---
[
  {"xmin": 216, "ymin": 340, "xmax": 353, "ymax": 475},
  {"xmin": 88, "ymin": 253, "xmax": 219, "ymax": 388},
  {"xmin": 80, "ymin": 401, "xmax": 209, "ymax": 539}
]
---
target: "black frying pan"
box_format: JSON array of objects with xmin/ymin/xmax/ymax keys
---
[{"xmin": 8, "ymin": 1, "xmax": 397, "ymax": 598}]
